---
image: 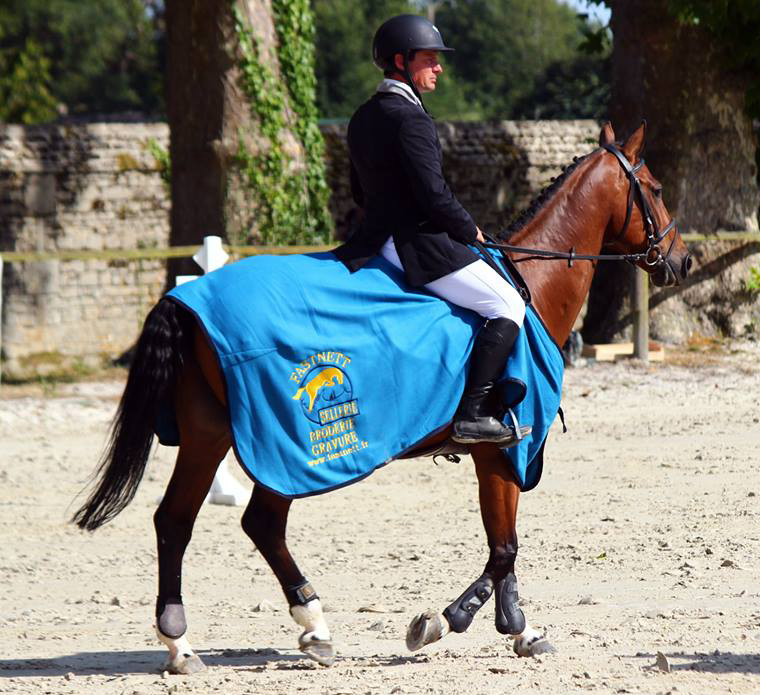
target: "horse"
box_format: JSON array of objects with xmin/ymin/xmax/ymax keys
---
[{"xmin": 72, "ymin": 122, "xmax": 692, "ymax": 673}]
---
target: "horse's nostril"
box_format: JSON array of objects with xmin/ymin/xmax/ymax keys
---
[{"xmin": 681, "ymin": 254, "xmax": 693, "ymax": 279}]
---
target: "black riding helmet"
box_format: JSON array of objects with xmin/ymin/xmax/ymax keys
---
[
  {"xmin": 372, "ymin": 14, "xmax": 454, "ymax": 72},
  {"xmin": 372, "ymin": 14, "xmax": 454, "ymax": 111}
]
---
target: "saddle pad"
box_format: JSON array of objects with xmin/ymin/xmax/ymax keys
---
[{"xmin": 164, "ymin": 251, "xmax": 564, "ymax": 497}]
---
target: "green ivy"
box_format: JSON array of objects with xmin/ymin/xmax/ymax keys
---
[
  {"xmin": 745, "ymin": 266, "xmax": 760, "ymax": 294},
  {"xmin": 145, "ymin": 137, "xmax": 171, "ymax": 191},
  {"xmin": 232, "ymin": 1, "xmax": 333, "ymax": 246}
]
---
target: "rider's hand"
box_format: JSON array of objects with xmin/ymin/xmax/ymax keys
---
[{"xmin": 475, "ymin": 227, "xmax": 485, "ymax": 243}]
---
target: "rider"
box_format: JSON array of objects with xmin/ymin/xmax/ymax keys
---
[{"xmin": 334, "ymin": 14, "xmax": 530, "ymax": 446}]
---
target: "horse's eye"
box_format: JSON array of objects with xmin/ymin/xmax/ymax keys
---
[{"xmin": 653, "ymin": 187, "xmax": 663, "ymax": 199}]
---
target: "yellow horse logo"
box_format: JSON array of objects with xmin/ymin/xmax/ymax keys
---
[{"xmin": 292, "ymin": 367, "xmax": 345, "ymax": 412}]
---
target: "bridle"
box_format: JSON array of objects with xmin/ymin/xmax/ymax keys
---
[
  {"xmin": 601, "ymin": 144, "xmax": 677, "ymax": 267},
  {"xmin": 482, "ymin": 143, "xmax": 679, "ymax": 271}
]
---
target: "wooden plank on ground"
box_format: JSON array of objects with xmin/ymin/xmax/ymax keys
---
[{"xmin": 582, "ymin": 341, "xmax": 665, "ymax": 362}]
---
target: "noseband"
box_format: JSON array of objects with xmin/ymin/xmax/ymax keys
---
[
  {"xmin": 482, "ymin": 144, "xmax": 680, "ymax": 271},
  {"xmin": 602, "ymin": 144, "xmax": 677, "ymax": 269}
]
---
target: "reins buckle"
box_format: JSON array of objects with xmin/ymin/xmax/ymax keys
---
[{"xmin": 567, "ymin": 246, "xmax": 576, "ymax": 268}]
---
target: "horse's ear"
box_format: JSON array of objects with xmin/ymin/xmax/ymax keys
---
[
  {"xmin": 599, "ymin": 121, "xmax": 615, "ymax": 147},
  {"xmin": 622, "ymin": 120, "xmax": 647, "ymax": 162}
]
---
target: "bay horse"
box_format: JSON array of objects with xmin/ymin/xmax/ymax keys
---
[{"xmin": 73, "ymin": 122, "xmax": 692, "ymax": 673}]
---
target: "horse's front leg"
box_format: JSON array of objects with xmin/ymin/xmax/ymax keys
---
[
  {"xmin": 472, "ymin": 444, "xmax": 553, "ymax": 656},
  {"xmin": 406, "ymin": 444, "xmax": 553, "ymax": 656}
]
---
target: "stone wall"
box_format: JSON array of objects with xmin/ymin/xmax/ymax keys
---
[
  {"xmin": 323, "ymin": 119, "xmax": 600, "ymax": 238},
  {"xmin": 0, "ymin": 123, "xmax": 170, "ymax": 377},
  {"xmin": 0, "ymin": 120, "xmax": 758, "ymax": 378}
]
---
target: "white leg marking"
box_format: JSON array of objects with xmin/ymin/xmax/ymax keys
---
[
  {"xmin": 512, "ymin": 622, "xmax": 555, "ymax": 657},
  {"xmin": 156, "ymin": 627, "xmax": 206, "ymax": 674},
  {"xmin": 291, "ymin": 600, "xmax": 335, "ymax": 666}
]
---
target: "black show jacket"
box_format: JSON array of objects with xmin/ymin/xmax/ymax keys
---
[{"xmin": 333, "ymin": 91, "xmax": 479, "ymax": 287}]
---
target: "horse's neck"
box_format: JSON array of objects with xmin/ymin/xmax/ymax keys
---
[{"xmin": 509, "ymin": 153, "xmax": 611, "ymax": 346}]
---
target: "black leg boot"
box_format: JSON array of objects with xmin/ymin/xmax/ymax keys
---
[{"xmin": 451, "ymin": 318, "xmax": 532, "ymax": 446}]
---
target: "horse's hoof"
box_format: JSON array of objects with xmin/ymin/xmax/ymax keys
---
[
  {"xmin": 406, "ymin": 610, "xmax": 445, "ymax": 652},
  {"xmin": 299, "ymin": 637, "xmax": 335, "ymax": 666},
  {"xmin": 165, "ymin": 653, "xmax": 206, "ymax": 675},
  {"xmin": 513, "ymin": 635, "xmax": 556, "ymax": 658}
]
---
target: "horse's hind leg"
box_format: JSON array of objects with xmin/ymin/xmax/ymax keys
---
[
  {"xmin": 241, "ymin": 486, "xmax": 334, "ymax": 666},
  {"xmin": 154, "ymin": 338, "xmax": 232, "ymax": 674}
]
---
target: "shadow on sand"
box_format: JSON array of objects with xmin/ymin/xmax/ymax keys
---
[
  {"xmin": 0, "ymin": 646, "xmax": 439, "ymax": 678},
  {"xmin": 0, "ymin": 646, "xmax": 305, "ymax": 678},
  {"xmin": 631, "ymin": 650, "xmax": 760, "ymax": 675}
]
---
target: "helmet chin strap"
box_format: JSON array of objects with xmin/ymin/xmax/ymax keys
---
[{"xmin": 403, "ymin": 54, "xmax": 428, "ymax": 114}]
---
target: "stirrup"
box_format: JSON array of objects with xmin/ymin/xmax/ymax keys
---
[{"xmin": 505, "ymin": 408, "xmax": 528, "ymax": 443}]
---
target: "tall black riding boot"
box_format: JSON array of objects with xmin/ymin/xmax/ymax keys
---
[{"xmin": 451, "ymin": 318, "xmax": 532, "ymax": 446}]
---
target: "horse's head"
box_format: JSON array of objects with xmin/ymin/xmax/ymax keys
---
[{"xmin": 599, "ymin": 122, "xmax": 692, "ymax": 287}]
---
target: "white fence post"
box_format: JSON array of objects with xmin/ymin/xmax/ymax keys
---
[{"xmin": 176, "ymin": 236, "xmax": 250, "ymax": 507}]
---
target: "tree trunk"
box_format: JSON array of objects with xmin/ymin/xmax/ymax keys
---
[
  {"xmin": 583, "ymin": 0, "xmax": 760, "ymax": 343},
  {"xmin": 164, "ymin": 0, "xmax": 305, "ymax": 280}
]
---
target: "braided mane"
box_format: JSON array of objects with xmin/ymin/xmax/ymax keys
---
[{"xmin": 498, "ymin": 151, "xmax": 594, "ymax": 240}]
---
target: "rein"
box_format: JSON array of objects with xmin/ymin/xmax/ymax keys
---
[{"xmin": 483, "ymin": 144, "xmax": 679, "ymax": 269}]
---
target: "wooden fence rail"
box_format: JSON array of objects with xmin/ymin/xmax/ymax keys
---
[
  {"xmin": 0, "ymin": 232, "xmax": 758, "ymax": 372},
  {"xmin": 0, "ymin": 244, "xmax": 334, "ymax": 263},
  {"xmin": 0, "ymin": 231, "xmax": 755, "ymax": 263}
]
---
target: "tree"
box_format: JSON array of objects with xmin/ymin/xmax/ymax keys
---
[
  {"xmin": 583, "ymin": 0, "xmax": 760, "ymax": 343},
  {"xmin": 512, "ymin": 53, "xmax": 610, "ymax": 120},
  {"xmin": 0, "ymin": 36, "xmax": 57, "ymax": 124},
  {"xmin": 312, "ymin": 0, "xmax": 599, "ymax": 121},
  {"xmin": 313, "ymin": 0, "xmax": 412, "ymax": 119},
  {"xmin": 0, "ymin": 0, "xmax": 164, "ymax": 122},
  {"xmin": 165, "ymin": 0, "xmax": 332, "ymax": 279},
  {"xmin": 434, "ymin": 0, "xmax": 588, "ymax": 118},
  {"xmin": 312, "ymin": 0, "xmax": 474, "ymax": 120}
]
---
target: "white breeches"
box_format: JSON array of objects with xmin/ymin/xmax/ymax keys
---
[{"xmin": 381, "ymin": 237, "xmax": 526, "ymax": 325}]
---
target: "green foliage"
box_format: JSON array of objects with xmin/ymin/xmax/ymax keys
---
[
  {"xmin": 313, "ymin": 0, "xmax": 606, "ymax": 120},
  {"xmin": 512, "ymin": 53, "xmax": 610, "ymax": 120},
  {"xmin": 145, "ymin": 137, "xmax": 171, "ymax": 190},
  {"xmin": 233, "ymin": 1, "xmax": 332, "ymax": 245},
  {"xmin": 0, "ymin": 0, "xmax": 163, "ymax": 123},
  {"xmin": 434, "ymin": 0, "xmax": 590, "ymax": 118},
  {"xmin": 0, "ymin": 38, "xmax": 57, "ymax": 123},
  {"xmin": 312, "ymin": 0, "xmax": 417, "ymax": 119},
  {"xmin": 745, "ymin": 266, "xmax": 760, "ymax": 294}
]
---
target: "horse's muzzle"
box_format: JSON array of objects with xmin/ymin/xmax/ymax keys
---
[
  {"xmin": 681, "ymin": 253, "xmax": 693, "ymax": 279},
  {"xmin": 653, "ymin": 252, "xmax": 691, "ymax": 287}
]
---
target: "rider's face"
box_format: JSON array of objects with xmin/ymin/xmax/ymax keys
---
[{"xmin": 395, "ymin": 50, "xmax": 443, "ymax": 93}]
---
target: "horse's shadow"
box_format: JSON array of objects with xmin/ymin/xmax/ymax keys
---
[
  {"xmin": 0, "ymin": 647, "xmax": 432, "ymax": 678},
  {"xmin": 631, "ymin": 650, "xmax": 760, "ymax": 675},
  {"xmin": 0, "ymin": 647, "xmax": 303, "ymax": 678}
]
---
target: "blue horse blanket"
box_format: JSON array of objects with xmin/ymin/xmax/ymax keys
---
[{"xmin": 163, "ymin": 251, "xmax": 564, "ymax": 498}]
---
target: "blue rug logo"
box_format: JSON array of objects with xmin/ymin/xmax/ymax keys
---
[
  {"xmin": 290, "ymin": 351, "xmax": 369, "ymax": 467},
  {"xmin": 293, "ymin": 365, "xmax": 355, "ymax": 425}
]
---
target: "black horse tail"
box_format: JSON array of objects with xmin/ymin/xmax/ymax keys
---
[{"xmin": 73, "ymin": 298, "xmax": 191, "ymax": 531}]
